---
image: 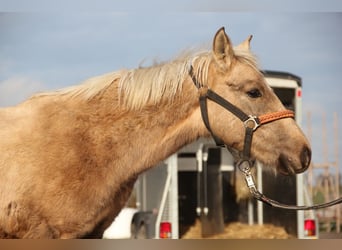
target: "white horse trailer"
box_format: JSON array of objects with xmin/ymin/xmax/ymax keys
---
[{"xmin": 104, "ymin": 70, "xmax": 318, "ymax": 239}]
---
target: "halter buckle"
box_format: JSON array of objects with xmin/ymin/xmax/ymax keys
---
[{"xmin": 244, "ymin": 115, "xmax": 260, "ymax": 131}]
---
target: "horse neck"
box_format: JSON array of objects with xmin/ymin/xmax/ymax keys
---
[
  {"xmin": 93, "ymin": 79, "xmax": 204, "ymax": 179},
  {"xmin": 146, "ymin": 86, "xmax": 203, "ymax": 159}
]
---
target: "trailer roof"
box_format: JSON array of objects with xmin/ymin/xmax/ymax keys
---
[{"xmin": 262, "ymin": 70, "xmax": 302, "ymax": 87}]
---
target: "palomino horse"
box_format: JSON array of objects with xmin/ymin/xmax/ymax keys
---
[{"xmin": 0, "ymin": 27, "xmax": 311, "ymax": 238}]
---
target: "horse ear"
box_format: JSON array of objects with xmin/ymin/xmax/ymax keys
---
[
  {"xmin": 236, "ymin": 35, "xmax": 253, "ymax": 51},
  {"xmin": 213, "ymin": 27, "xmax": 234, "ymax": 69}
]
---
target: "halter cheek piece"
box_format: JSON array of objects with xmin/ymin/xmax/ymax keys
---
[{"xmin": 190, "ymin": 65, "xmax": 342, "ymax": 210}]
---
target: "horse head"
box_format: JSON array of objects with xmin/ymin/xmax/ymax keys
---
[{"xmin": 196, "ymin": 27, "xmax": 311, "ymax": 175}]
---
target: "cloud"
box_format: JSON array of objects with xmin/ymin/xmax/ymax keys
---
[
  {"xmin": 0, "ymin": 76, "xmax": 45, "ymax": 107},
  {"xmin": 0, "ymin": 60, "xmax": 14, "ymax": 76}
]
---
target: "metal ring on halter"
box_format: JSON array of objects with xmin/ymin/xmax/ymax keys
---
[
  {"xmin": 237, "ymin": 159, "xmax": 252, "ymax": 174},
  {"xmin": 243, "ymin": 115, "xmax": 260, "ymax": 131},
  {"xmin": 237, "ymin": 160, "xmax": 258, "ymax": 191}
]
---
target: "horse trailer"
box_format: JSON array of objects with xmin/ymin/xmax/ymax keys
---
[{"xmin": 103, "ymin": 70, "xmax": 318, "ymax": 239}]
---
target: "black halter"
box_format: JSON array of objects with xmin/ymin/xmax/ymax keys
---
[
  {"xmin": 189, "ymin": 65, "xmax": 294, "ymax": 162},
  {"xmin": 189, "ymin": 65, "xmax": 342, "ymax": 210}
]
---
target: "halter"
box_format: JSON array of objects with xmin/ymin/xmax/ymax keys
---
[{"xmin": 189, "ymin": 65, "xmax": 342, "ymax": 210}]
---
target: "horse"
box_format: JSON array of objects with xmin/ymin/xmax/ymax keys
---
[{"xmin": 0, "ymin": 27, "xmax": 311, "ymax": 238}]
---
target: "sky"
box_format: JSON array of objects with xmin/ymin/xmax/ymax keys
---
[{"xmin": 1, "ymin": 9, "xmax": 342, "ymax": 173}]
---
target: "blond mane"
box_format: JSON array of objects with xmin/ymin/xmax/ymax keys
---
[
  {"xmin": 31, "ymin": 48, "xmax": 258, "ymax": 110},
  {"xmin": 118, "ymin": 50, "xmax": 212, "ymax": 110}
]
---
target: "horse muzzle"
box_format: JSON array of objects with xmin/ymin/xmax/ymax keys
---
[{"xmin": 278, "ymin": 146, "xmax": 311, "ymax": 176}]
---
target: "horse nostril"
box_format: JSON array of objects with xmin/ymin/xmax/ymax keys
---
[{"xmin": 300, "ymin": 146, "xmax": 311, "ymax": 171}]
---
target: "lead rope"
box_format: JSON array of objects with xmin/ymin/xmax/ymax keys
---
[{"xmin": 238, "ymin": 160, "xmax": 342, "ymax": 210}]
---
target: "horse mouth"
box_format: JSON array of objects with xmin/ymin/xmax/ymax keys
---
[
  {"xmin": 278, "ymin": 166, "xmax": 294, "ymax": 176},
  {"xmin": 277, "ymin": 154, "xmax": 299, "ymax": 176}
]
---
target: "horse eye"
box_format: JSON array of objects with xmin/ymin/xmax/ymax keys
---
[{"xmin": 247, "ymin": 88, "xmax": 262, "ymax": 98}]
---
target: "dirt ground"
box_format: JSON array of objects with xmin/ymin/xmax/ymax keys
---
[{"xmin": 181, "ymin": 220, "xmax": 293, "ymax": 239}]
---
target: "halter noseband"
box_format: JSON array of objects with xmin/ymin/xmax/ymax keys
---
[{"xmin": 189, "ymin": 65, "xmax": 342, "ymax": 210}]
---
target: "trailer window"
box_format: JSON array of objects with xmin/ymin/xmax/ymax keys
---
[{"xmin": 272, "ymin": 87, "xmax": 296, "ymax": 112}]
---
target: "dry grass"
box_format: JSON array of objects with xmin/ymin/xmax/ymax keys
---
[{"xmin": 181, "ymin": 220, "xmax": 293, "ymax": 239}]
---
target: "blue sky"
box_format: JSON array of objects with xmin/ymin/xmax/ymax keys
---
[
  {"xmin": 1, "ymin": 0, "xmax": 342, "ymax": 11},
  {"xmin": 1, "ymin": 11, "xmax": 342, "ymax": 169}
]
